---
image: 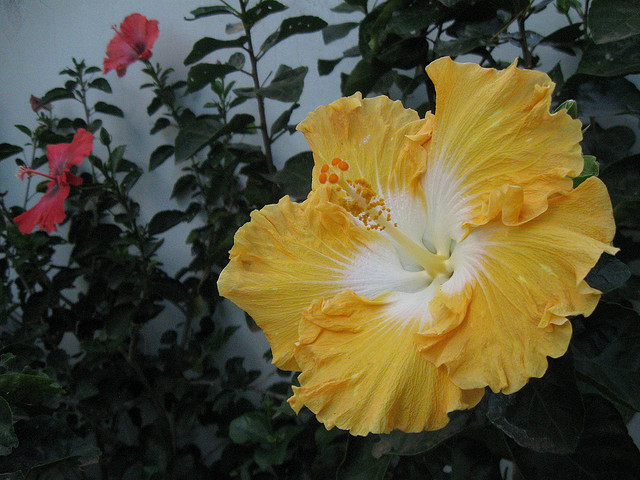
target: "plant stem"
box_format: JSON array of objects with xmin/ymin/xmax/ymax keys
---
[
  {"xmin": 517, "ymin": 13, "xmax": 533, "ymax": 68},
  {"xmin": 240, "ymin": 1, "xmax": 276, "ymax": 174}
]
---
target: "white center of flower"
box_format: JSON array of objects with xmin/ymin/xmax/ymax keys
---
[{"xmin": 319, "ymin": 158, "xmax": 452, "ymax": 279}]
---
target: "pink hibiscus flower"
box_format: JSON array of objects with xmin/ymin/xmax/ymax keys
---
[
  {"xmin": 14, "ymin": 129, "xmax": 94, "ymax": 234},
  {"xmin": 103, "ymin": 13, "xmax": 159, "ymax": 77}
]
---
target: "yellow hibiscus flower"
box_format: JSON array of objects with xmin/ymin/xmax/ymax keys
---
[{"xmin": 217, "ymin": 57, "xmax": 617, "ymax": 436}]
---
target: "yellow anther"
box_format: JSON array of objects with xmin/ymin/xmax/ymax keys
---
[
  {"xmin": 321, "ymin": 164, "xmax": 329, "ymax": 173},
  {"xmin": 338, "ymin": 160, "xmax": 350, "ymax": 171},
  {"xmin": 319, "ymin": 172, "xmax": 328, "ymax": 184},
  {"xmin": 331, "ymin": 157, "xmax": 341, "ymax": 166},
  {"xmin": 328, "ymin": 173, "xmax": 339, "ymax": 184}
]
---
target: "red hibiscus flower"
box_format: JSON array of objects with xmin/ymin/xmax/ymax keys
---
[
  {"xmin": 103, "ymin": 13, "xmax": 159, "ymax": 77},
  {"xmin": 14, "ymin": 129, "xmax": 94, "ymax": 234}
]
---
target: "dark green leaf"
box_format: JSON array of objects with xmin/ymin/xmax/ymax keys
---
[
  {"xmin": 150, "ymin": 117, "xmax": 171, "ymax": 135},
  {"xmin": 511, "ymin": 395, "xmax": 640, "ymax": 479},
  {"xmin": 0, "ymin": 372, "xmax": 64, "ymax": 404},
  {"xmin": 318, "ymin": 57, "xmax": 344, "ymax": 76},
  {"xmin": 149, "ymin": 145, "xmax": 174, "ymax": 171},
  {"xmin": 270, "ymin": 103, "xmax": 298, "ymax": 138},
  {"xmin": 342, "ymin": 59, "xmax": 389, "ymax": 96},
  {"xmin": 385, "ymin": 4, "xmax": 442, "ymax": 37},
  {"xmin": 585, "ymin": 254, "xmax": 630, "ymax": 294},
  {"xmin": 175, "ymin": 118, "xmax": 222, "ymax": 161},
  {"xmin": 374, "ymin": 410, "xmax": 471, "ymax": 456},
  {"xmin": 185, "ymin": 5, "xmax": 237, "ymax": 21},
  {"xmin": 259, "ymin": 16, "xmax": 327, "ymax": 56},
  {"xmin": 147, "ymin": 96, "xmax": 163, "ymax": 116},
  {"xmin": 99, "ymin": 127, "xmax": 111, "ymax": 146},
  {"xmin": 573, "ymin": 302, "xmax": 640, "ymax": 411},
  {"xmin": 0, "ymin": 144, "xmax": 23, "ymax": 161},
  {"xmin": 174, "ymin": 114, "xmax": 253, "ymax": 162},
  {"xmin": 559, "ymin": 76, "xmax": 640, "ymax": 117},
  {"xmin": 322, "ymin": 22, "xmax": 359, "ymax": 44},
  {"xmin": 486, "ymin": 353, "xmax": 584, "ymax": 454},
  {"xmin": 332, "ymin": 2, "xmax": 366, "ymax": 13},
  {"xmin": 337, "ymin": 436, "xmax": 391, "ymax": 480},
  {"xmin": 170, "ymin": 174, "xmax": 197, "ymax": 199},
  {"xmin": 94, "ymin": 101, "xmax": 124, "ymax": 118},
  {"xmin": 599, "ymin": 154, "xmax": 640, "ymax": 205},
  {"xmin": 578, "ymin": 36, "xmax": 640, "ymax": 76},
  {"xmin": 0, "ymin": 415, "xmax": 100, "ymax": 473},
  {"xmin": 187, "ymin": 63, "xmax": 237, "ymax": 92},
  {"xmin": 88, "ymin": 77, "xmax": 112, "ymax": 93},
  {"xmin": 540, "ymin": 24, "xmax": 583, "ymax": 55},
  {"xmin": 238, "ymin": 65, "xmax": 308, "ymax": 102},
  {"xmin": 0, "ymin": 397, "xmax": 17, "ymax": 455},
  {"xmin": 14, "ymin": 124, "xmax": 31, "ymax": 137},
  {"xmin": 583, "ymin": 123, "xmax": 636, "ymax": 165},
  {"xmin": 264, "ymin": 151, "xmax": 313, "ymax": 199},
  {"xmin": 243, "ymin": 0, "xmax": 287, "ymax": 27},
  {"xmin": 229, "ymin": 411, "xmax": 271, "ymax": 444},
  {"xmin": 588, "ymin": 0, "xmax": 640, "ymax": 44},
  {"xmin": 108, "ymin": 145, "xmax": 126, "ymax": 172},
  {"xmin": 148, "ymin": 210, "xmax": 185, "ymax": 235},
  {"xmin": 184, "ymin": 36, "xmax": 247, "ymax": 65},
  {"xmin": 39, "ymin": 87, "xmax": 75, "ymax": 105}
]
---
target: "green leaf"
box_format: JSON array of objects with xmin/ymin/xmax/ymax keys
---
[
  {"xmin": 229, "ymin": 411, "xmax": 271, "ymax": 444},
  {"xmin": 318, "ymin": 57, "xmax": 345, "ymax": 76},
  {"xmin": 373, "ymin": 410, "xmax": 471, "ymax": 456},
  {"xmin": 322, "ymin": 22, "xmax": 359, "ymax": 44},
  {"xmin": 185, "ymin": 5, "xmax": 237, "ymax": 21},
  {"xmin": 0, "ymin": 372, "xmax": 64, "ymax": 404},
  {"xmin": 572, "ymin": 154, "xmax": 599, "ymax": 187},
  {"xmin": 228, "ymin": 51, "xmax": 245, "ymax": 70},
  {"xmin": 174, "ymin": 114, "xmax": 253, "ymax": 162},
  {"xmin": 559, "ymin": 76, "xmax": 640, "ymax": 117},
  {"xmin": 554, "ymin": 99, "xmax": 578, "ymax": 119},
  {"xmin": 269, "ymin": 103, "xmax": 298, "ymax": 138},
  {"xmin": 259, "ymin": 15, "xmax": 328, "ymax": 56},
  {"xmin": 0, "ymin": 415, "xmax": 100, "ymax": 473},
  {"xmin": 187, "ymin": 63, "xmax": 237, "ymax": 92},
  {"xmin": 582, "ymin": 123, "xmax": 636, "ymax": 165},
  {"xmin": 585, "ymin": 254, "xmax": 631, "ymax": 294},
  {"xmin": 148, "ymin": 210, "xmax": 185, "ymax": 235},
  {"xmin": 39, "ymin": 87, "xmax": 75, "ymax": 105},
  {"xmin": 88, "ymin": 77, "xmax": 112, "ymax": 93},
  {"xmin": 99, "ymin": 127, "xmax": 111, "ymax": 146},
  {"xmin": 337, "ymin": 436, "xmax": 391, "ymax": 480},
  {"xmin": 342, "ymin": 59, "xmax": 389, "ymax": 96},
  {"xmin": 0, "ymin": 397, "xmax": 17, "ymax": 455},
  {"xmin": 573, "ymin": 302, "xmax": 640, "ymax": 411},
  {"xmin": 0, "ymin": 143, "xmax": 23, "ymax": 161},
  {"xmin": 94, "ymin": 101, "xmax": 124, "ymax": 117},
  {"xmin": 108, "ymin": 145, "xmax": 126, "ymax": 172},
  {"xmin": 236, "ymin": 65, "xmax": 308, "ymax": 102},
  {"xmin": 183, "ymin": 36, "xmax": 247, "ymax": 65},
  {"xmin": 170, "ymin": 174, "xmax": 197, "ymax": 199},
  {"xmin": 599, "ymin": 154, "xmax": 640, "ymax": 206},
  {"xmin": 332, "ymin": 2, "xmax": 367, "ymax": 13},
  {"xmin": 149, "ymin": 145, "xmax": 174, "ymax": 171},
  {"xmin": 14, "ymin": 124, "xmax": 31, "ymax": 137},
  {"xmin": 264, "ymin": 151, "xmax": 312, "ymax": 199},
  {"xmin": 578, "ymin": 36, "xmax": 640, "ymax": 76},
  {"xmin": 588, "ymin": 0, "xmax": 640, "ymax": 44},
  {"xmin": 486, "ymin": 352, "xmax": 584, "ymax": 454},
  {"xmin": 150, "ymin": 117, "xmax": 171, "ymax": 135},
  {"xmin": 243, "ymin": 0, "xmax": 287, "ymax": 27},
  {"xmin": 511, "ymin": 394, "xmax": 640, "ymax": 479}
]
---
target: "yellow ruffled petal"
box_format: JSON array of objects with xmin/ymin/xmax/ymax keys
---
[
  {"xmin": 217, "ymin": 187, "xmax": 435, "ymax": 370},
  {"xmin": 417, "ymin": 177, "xmax": 617, "ymax": 394},
  {"xmin": 297, "ymin": 93, "xmax": 431, "ymax": 248},
  {"xmin": 289, "ymin": 290, "xmax": 484, "ymax": 435},
  {"xmin": 423, "ymin": 57, "xmax": 584, "ymax": 253}
]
